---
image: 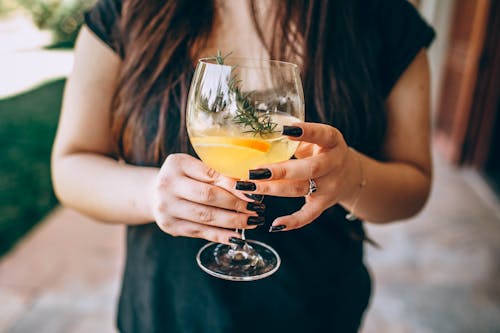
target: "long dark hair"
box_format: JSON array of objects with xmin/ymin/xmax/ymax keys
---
[{"xmin": 111, "ymin": 0, "xmax": 386, "ymax": 166}]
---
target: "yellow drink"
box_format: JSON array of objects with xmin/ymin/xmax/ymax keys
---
[
  {"xmin": 191, "ymin": 134, "xmax": 299, "ymax": 179},
  {"xmin": 189, "ymin": 113, "xmax": 301, "ymax": 179}
]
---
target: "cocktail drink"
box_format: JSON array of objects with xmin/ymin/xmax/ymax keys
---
[
  {"xmin": 187, "ymin": 53, "xmax": 304, "ymax": 281},
  {"xmin": 190, "ymin": 115, "xmax": 301, "ymax": 179}
]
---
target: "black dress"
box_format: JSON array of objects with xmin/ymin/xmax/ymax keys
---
[{"xmin": 84, "ymin": 1, "xmax": 435, "ymax": 332}]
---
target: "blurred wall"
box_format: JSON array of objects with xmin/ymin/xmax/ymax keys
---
[{"xmin": 419, "ymin": 0, "xmax": 455, "ymax": 119}]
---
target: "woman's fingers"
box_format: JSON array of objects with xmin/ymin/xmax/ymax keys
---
[
  {"xmin": 248, "ymin": 123, "xmax": 348, "ymax": 181},
  {"xmin": 284, "ymin": 123, "xmax": 344, "ymax": 149},
  {"xmin": 294, "ymin": 142, "xmax": 316, "ymax": 159},
  {"xmin": 174, "ymin": 178, "xmax": 258, "ymax": 214},
  {"xmin": 235, "ymin": 179, "xmax": 313, "ymax": 197},
  {"xmin": 154, "ymin": 153, "xmax": 267, "ymax": 242},
  {"xmin": 253, "ymin": 151, "xmax": 340, "ymax": 181},
  {"xmin": 166, "ymin": 199, "xmax": 263, "ymax": 230},
  {"xmin": 165, "ymin": 153, "xmax": 250, "ymax": 201},
  {"xmin": 270, "ymin": 200, "xmax": 325, "ymax": 231},
  {"xmin": 156, "ymin": 219, "xmax": 242, "ymax": 245}
]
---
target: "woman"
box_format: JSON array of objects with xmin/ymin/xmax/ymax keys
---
[{"xmin": 51, "ymin": 0, "xmax": 435, "ymax": 332}]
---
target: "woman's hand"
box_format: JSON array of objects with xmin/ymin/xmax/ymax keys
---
[
  {"xmin": 150, "ymin": 154, "xmax": 265, "ymax": 244},
  {"xmin": 236, "ymin": 122, "xmax": 360, "ymax": 232}
]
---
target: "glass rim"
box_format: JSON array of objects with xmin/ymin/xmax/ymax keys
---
[{"xmin": 198, "ymin": 56, "xmax": 300, "ymax": 70}]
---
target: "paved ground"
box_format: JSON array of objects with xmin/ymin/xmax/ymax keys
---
[
  {"xmin": 0, "ymin": 208, "xmax": 124, "ymax": 333},
  {"xmin": 362, "ymin": 155, "xmax": 500, "ymax": 333},
  {"xmin": 0, "ymin": 152, "xmax": 499, "ymax": 333}
]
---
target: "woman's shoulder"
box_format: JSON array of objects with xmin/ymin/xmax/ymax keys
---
[
  {"xmin": 356, "ymin": 0, "xmax": 435, "ymax": 96},
  {"xmin": 84, "ymin": 0, "xmax": 123, "ymax": 57}
]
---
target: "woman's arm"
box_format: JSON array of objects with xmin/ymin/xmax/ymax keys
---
[
  {"xmin": 52, "ymin": 26, "xmax": 156, "ymax": 224},
  {"xmin": 235, "ymin": 50, "xmax": 432, "ymax": 228},
  {"xmin": 51, "ymin": 28, "xmax": 256, "ymax": 244},
  {"xmin": 339, "ymin": 49, "xmax": 432, "ymax": 223}
]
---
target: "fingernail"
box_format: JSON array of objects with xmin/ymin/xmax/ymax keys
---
[
  {"xmin": 249, "ymin": 168, "xmax": 272, "ymax": 180},
  {"xmin": 247, "ymin": 202, "xmax": 266, "ymax": 214},
  {"xmin": 269, "ymin": 225, "xmax": 286, "ymax": 232},
  {"xmin": 229, "ymin": 237, "xmax": 246, "ymax": 245},
  {"xmin": 282, "ymin": 125, "xmax": 302, "ymax": 137},
  {"xmin": 236, "ymin": 181, "xmax": 256, "ymax": 191},
  {"xmin": 247, "ymin": 216, "xmax": 265, "ymax": 226},
  {"xmin": 244, "ymin": 194, "xmax": 264, "ymax": 202}
]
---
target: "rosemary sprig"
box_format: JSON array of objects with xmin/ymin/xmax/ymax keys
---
[
  {"xmin": 206, "ymin": 50, "xmax": 233, "ymax": 65},
  {"xmin": 199, "ymin": 50, "xmax": 278, "ymax": 136},
  {"xmin": 230, "ymin": 78, "xmax": 278, "ymax": 136}
]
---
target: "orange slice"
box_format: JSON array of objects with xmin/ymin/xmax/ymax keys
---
[{"xmin": 191, "ymin": 136, "xmax": 271, "ymax": 153}]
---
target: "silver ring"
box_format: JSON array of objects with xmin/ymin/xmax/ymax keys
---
[{"xmin": 307, "ymin": 179, "xmax": 318, "ymax": 196}]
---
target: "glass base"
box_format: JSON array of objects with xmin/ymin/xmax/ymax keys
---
[{"xmin": 196, "ymin": 240, "xmax": 281, "ymax": 281}]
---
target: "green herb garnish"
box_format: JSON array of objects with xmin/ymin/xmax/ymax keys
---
[
  {"xmin": 200, "ymin": 50, "xmax": 278, "ymax": 136},
  {"xmin": 206, "ymin": 50, "xmax": 233, "ymax": 65},
  {"xmin": 229, "ymin": 76, "xmax": 278, "ymax": 136}
]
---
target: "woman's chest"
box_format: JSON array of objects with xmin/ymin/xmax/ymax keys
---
[{"xmin": 197, "ymin": 0, "xmax": 273, "ymax": 59}]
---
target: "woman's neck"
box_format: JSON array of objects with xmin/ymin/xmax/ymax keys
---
[{"xmin": 202, "ymin": 0, "xmax": 275, "ymax": 59}]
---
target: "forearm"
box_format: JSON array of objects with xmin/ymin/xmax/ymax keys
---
[
  {"xmin": 52, "ymin": 153, "xmax": 157, "ymax": 224},
  {"xmin": 339, "ymin": 151, "xmax": 432, "ymax": 223}
]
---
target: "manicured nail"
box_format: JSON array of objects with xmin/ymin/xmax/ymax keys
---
[
  {"xmin": 249, "ymin": 168, "xmax": 272, "ymax": 180},
  {"xmin": 282, "ymin": 125, "xmax": 302, "ymax": 137},
  {"xmin": 229, "ymin": 237, "xmax": 246, "ymax": 245},
  {"xmin": 247, "ymin": 202, "xmax": 266, "ymax": 214},
  {"xmin": 236, "ymin": 181, "xmax": 256, "ymax": 191},
  {"xmin": 244, "ymin": 194, "xmax": 264, "ymax": 202},
  {"xmin": 247, "ymin": 216, "xmax": 265, "ymax": 226},
  {"xmin": 269, "ymin": 225, "xmax": 286, "ymax": 232}
]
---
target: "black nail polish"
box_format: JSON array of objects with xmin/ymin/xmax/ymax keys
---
[
  {"xmin": 236, "ymin": 181, "xmax": 256, "ymax": 191},
  {"xmin": 229, "ymin": 237, "xmax": 246, "ymax": 245},
  {"xmin": 269, "ymin": 225, "xmax": 286, "ymax": 232},
  {"xmin": 247, "ymin": 202, "xmax": 266, "ymax": 214},
  {"xmin": 247, "ymin": 216, "xmax": 265, "ymax": 226},
  {"xmin": 249, "ymin": 168, "xmax": 272, "ymax": 180},
  {"xmin": 282, "ymin": 125, "xmax": 303, "ymax": 137},
  {"xmin": 244, "ymin": 194, "xmax": 264, "ymax": 202}
]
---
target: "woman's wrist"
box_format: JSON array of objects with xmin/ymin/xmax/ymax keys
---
[
  {"xmin": 117, "ymin": 161, "xmax": 160, "ymax": 223},
  {"xmin": 338, "ymin": 148, "xmax": 365, "ymax": 211},
  {"xmin": 144, "ymin": 168, "xmax": 160, "ymax": 222}
]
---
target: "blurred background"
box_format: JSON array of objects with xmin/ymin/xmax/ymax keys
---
[{"xmin": 0, "ymin": 0, "xmax": 499, "ymax": 332}]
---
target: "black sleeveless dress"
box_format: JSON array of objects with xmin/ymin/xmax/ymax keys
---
[{"xmin": 84, "ymin": 1, "xmax": 434, "ymax": 332}]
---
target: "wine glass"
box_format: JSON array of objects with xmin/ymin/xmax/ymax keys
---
[{"xmin": 186, "ymin": 53, "xmax": 304, "ymax": 281}]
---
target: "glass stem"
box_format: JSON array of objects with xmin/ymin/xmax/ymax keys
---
[{"xmin": 231, "ymin": 229, "xmax": 246, "ymax": 250}]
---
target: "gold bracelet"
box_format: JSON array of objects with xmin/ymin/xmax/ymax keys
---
[{"xmin": 345, "ymin": 148, "xmax": 366, "ymax": 221}]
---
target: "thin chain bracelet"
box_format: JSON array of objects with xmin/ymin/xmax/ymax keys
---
[{"xmin": 345, "ymin": 148, "xmax": 366, "ymax": 221}]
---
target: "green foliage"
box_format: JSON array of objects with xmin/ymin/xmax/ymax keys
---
[
  {"xmin": 16, "ymin": 0, "xmax": 96, "ymax": 45},
  {"xmin": 0, "ymin": 79, "xmax": 64, "ymax": 257}
]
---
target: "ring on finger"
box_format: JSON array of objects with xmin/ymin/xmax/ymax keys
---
[{"xmin": 307, "ymin": 179, "xmax": 318, "ymax": 196}]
